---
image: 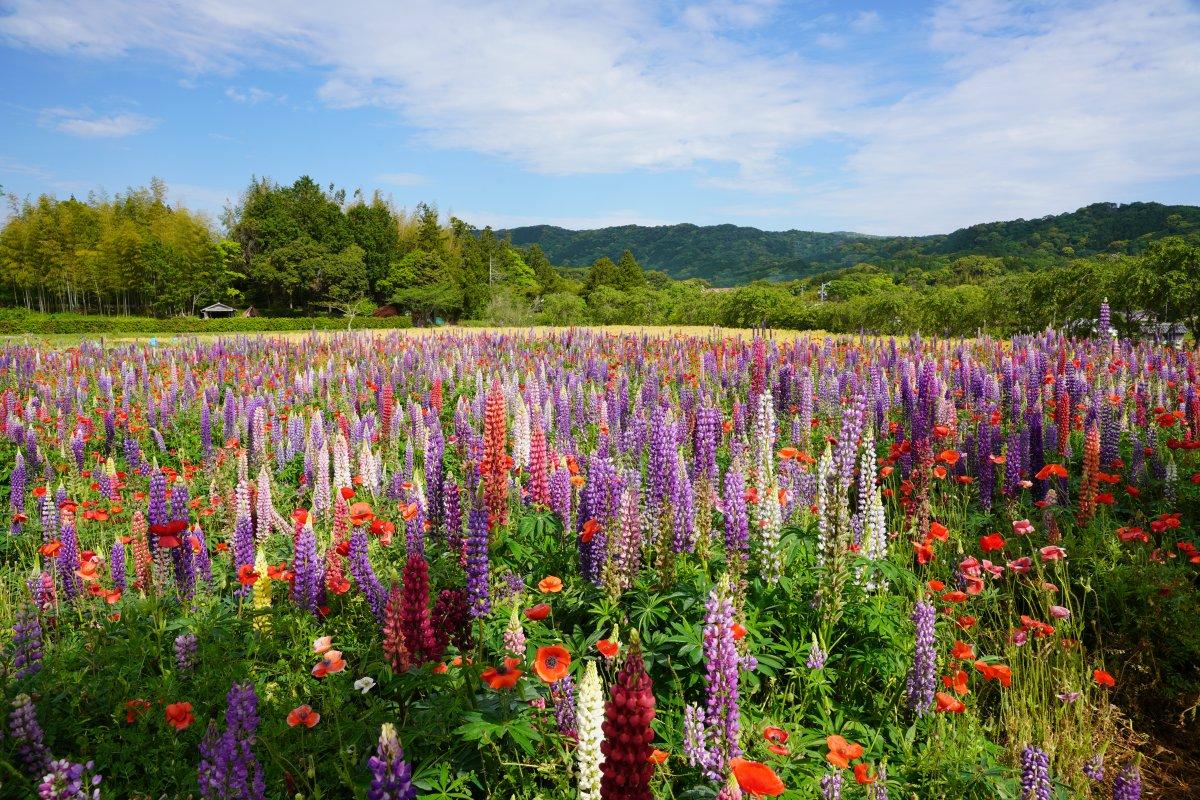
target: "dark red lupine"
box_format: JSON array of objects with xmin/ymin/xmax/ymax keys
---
[{"xmin": 600, "ymin": 636, "xmax": 656, "ymax": 800}]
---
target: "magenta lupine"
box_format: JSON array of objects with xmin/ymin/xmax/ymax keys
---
[
  {"xmin": 905, "ymin": 600, "xmax": 936, "ymax": 716},
  {"xmin": 399, "ymin": 553, "xmax": 438, "ymax": 664}
]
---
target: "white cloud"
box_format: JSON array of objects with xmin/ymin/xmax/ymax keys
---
[
  {"xmin": 850, "ymin": 10, "xmax": 882, "ymax": 33},
  {"xmin": 818, "ymin": 0, "xmax": 1200, "ymax": 233},
  {"xmin": 225, "ymin": 86, "xmax": 279, "ymax": 104},
  {"xmin": 38, "ymin": 107, "xmax": 159, "ymax": 137},
  {"xmin": 2, "ymin": 0, "xmax": 1198, "ymax": 233},
  {"xmin": 375, "ymin": 172, "xmax": 426, "ymax": 187},
  {"xmin": 454, "ymin": 208, "xmax": 674, "ymax": 231}
]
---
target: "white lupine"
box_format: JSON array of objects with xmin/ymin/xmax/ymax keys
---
[
  {"xmin": 815, "ymin": 444, "xmax": 836, "ymax": 569},
  {"xmin": 333, "ymin": 433, "xmax": 352, "ymax": 492},
  {"xmin": 575, "ymin": 660, "xmax": 605, "ymax": 800},
  {"xmin": 312, "ymin": 443, "xmax": 331, "ymax": 515},
  {"xmin": 512, "ymin": 397, "xmax": 531, "ymax": 470},
  {"xmin": 358, "ymin": 439, "xmax": 379, "ymax": 497},
  {"xmin": 756, "ymin": 482, "xmax": 783, "ymax": 584}
]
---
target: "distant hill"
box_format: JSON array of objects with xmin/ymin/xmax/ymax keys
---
[{"xmin": 502, "ymin": 202, "xmax": 1200, "ymax": 286}]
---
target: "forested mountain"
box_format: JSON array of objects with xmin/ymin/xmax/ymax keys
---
[{"xmin": 504, "ymin": 202, "xmax": 1200, "ymax": 285}]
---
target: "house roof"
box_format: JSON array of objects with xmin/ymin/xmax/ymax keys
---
[{"xmin": 200, "ymin": 303, "xmax": 236, "ymax": 312}]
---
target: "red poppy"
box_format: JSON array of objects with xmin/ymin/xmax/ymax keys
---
[
  {"xmin": 928, "ymin": 522, "xmax": 949, "ymax": 541},
  {"xmin": 580, "ymin": 518, "xmax": 601, "ymax": 543},
  {"xmin": 1035, "ymin": 463, "xmax": 1068, "ymax": 480},
  {"xmin": 825, "ymin": 735, "xmax": 864, "ymax": 769},
  {"xmin": 237, "ymin": 564, "xmax": 259, "ymax": 586},
  {"xmin": 482, "ymin": 657, "xmax": 524, "ymax": 690},
  {"xmin": 762, "ymin": 726, "xmax": 789, "ymax": 755},
  {"xmin": 979, "ymin": 533, "xmax": 1006, "ymax": 552},
  {"xmin": 524, "ymin": 603, "xmax": 551, "ymax": 621},
  {"xmin": 927, "ymin": 579, "xmax": 945, "ymax": 592},
  {"xmin": 935, "ymin": 692, "xmax": 966, "ymax": 713},
  {"xmin": 287, "ymin": 704, "xmax": 320, "ymax": 728},
  {"xmin": 39, "ymin": 541, "xmax": 62, "ymax": 557},
  {"xmin": 164, "ymin": 701, "xmax": 194, "ymax": 731},
  {"xmin": 974, "ymin": 661, "xmax": 1013, "ymax": 688},
  {"xmin": 538, "ymin": 576, "xmax": 564, "ymax": 593},
  {"xmin": 534, "ymin": 645, "xmax": 571, "ymax": 683},
  {"xmin": 951, "ymin": 641, "xmax": 975, "ymax": 661},
  {"xmin": 150, "ymin": 519, "xmax": 187, "ymax": 549},
  {"xmin": 730, "ymin": 758, "xmax": 786, "ymax": 797},
  {"xmin": 937, "ymin": 449, "xmax": 960, "ymax": 465},
  {"xmin": 125, "ymin": 698, "xmax": 151, "ymax": 724},
  {"xmin": 914, "ymin": 540, "xmax": 935, "ymax": 565},
  {"xmin": 941, "ymin": 590, "xmax": 968, "ymax": 604},
  {"xmin": 942, "ymin": 669, "xmax": 969, "ymax": 695},
  {"xmin": 853, "ymin": 763, "xmax": 876, "ymax": 785},
  {"xmin": 731, "ymin": 623, "xmax": 748, "ymax": 640},
  {"xmin": 1093, "ymin": 669, "xmax": 1115, "ymax": 688},
  {"xmin": 597, "ymin": 639, "xmax": 619, "ymax": 659}
]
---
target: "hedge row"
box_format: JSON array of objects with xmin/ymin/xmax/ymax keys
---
[{"xmin": 0, "ymin": 310, "xmax": 413, "ymax": 335}]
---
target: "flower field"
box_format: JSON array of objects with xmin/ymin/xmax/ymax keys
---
[{"xmin": 1, "ymin": 326, "xmax": 1197, "ymax": 799}]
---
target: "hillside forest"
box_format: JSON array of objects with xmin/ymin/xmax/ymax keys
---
[{"xmin": 1, "ymin": 176, "xmax": 1199, "ymax": 339}]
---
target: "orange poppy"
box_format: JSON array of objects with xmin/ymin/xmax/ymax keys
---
[
  {"xmin": 538, "ymin": 576, "xmax": 564, "ymax": 593},
  {"xmin": 287, "ymin": 704, "xmax": 320, "ymax": 728},
  {"xmin": 580, "ymin": 518, "xmax": 601, "ymax": 543},
  {"xmin": 348, "ymin": 502, "xmax": 375, "ymax": 527},
  {"xmin": 648, "ymin": 749, "xmax": 669, "ymax": 765},
  {"xmin": 928, "ymin": 522, "xmax": 949, "ymax": 541},
  {"xmin": 1093, "ymin": 669, "xmax": 1115, "ymax": 688},
  {"xmin": 935, "ymin": 692, "xmax": 966, "ymax": 713},
  {"xmin": 1035, "ymin": 463, "xmax": 1068, "ymax": 480},
  {"xmin": 524, "ymin": 603, "xmax": 551, "ymax": 621},
  {"xmin": 950, "ymin": 641, "xmax": 975, "ymax": 661},
  {"xmin": 853, "ymin": 763, "xmax": 876, "ymax": 785},
  {"xmin": 937, "ymin": 449, "xmax": 960, "ymax": 465},
  {"xmin": 731, "ymin": 623, "xmax": 748, "ymax": 640},
  {"xmin": 164, "ymin": 701, "xmax": 194, "ymax": 731},
  {"xmin": 974, "ymin": 661, "xmax": 1012, "ymax": 687},
  {"xmin": 534, "ymin": 645, "xmax": 571, "ymax": 683},
  {"xmin": 312, "ymin": 650, "xmax": 346, "ymax": 678},
  {"xmin": 597, "ymin": 639, "xmax": 619, "ymax": 659},
  {"xmin": 730, "ymin": 758, "xmax": 786, "ymax": 797},
  {"xmin": 942, "ymin": 669, "xmax": 969, "ymax": 695},
  {"xmin": 482, "ymin": 657, "xmax": 524, "ymax": 690},
  {"xmin": 825, "ymin": 735, "xmax": 864, "ymax": 769},
  {"xmin": 39, "ymin": 541, "xmax": 62, "ymax": 557}
]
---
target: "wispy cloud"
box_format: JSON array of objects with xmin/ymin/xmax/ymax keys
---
[
  {"xmin": 38, "ymin": 106, "xmax": 158, "ymax": 137},
  {"xmin": 2, "ymin": 0, "xmax": 1198, "ymax": 233},
  {"xmin": 225, "ymin": 86, "xmax": 281, "ymax": 104}
]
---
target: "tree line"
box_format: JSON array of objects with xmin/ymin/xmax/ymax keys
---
[{"xmin": 1, "ymin": 177, "xmax": 1197, "ymax": 338}]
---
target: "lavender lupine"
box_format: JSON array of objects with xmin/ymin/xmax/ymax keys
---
[
  {"xmin": 38, "ymin": 759, "xmax": 102, "ymax": 800},
  {"xmin": 905, "ymin": 600, "xmax": 937, "ymax": 716},
  {"xmin": 722, "ymin": 466, "xmax": 750, "ymax": 573},
  {"xmin": 197, "ymin": 682, "xmax": 266, "ymax": 800},
  {"xmin": 349, "ymin": 527, "xmax": 386, "ymax": 621},
  {"xmin": 10, "ymin": 449, "xmax": 25, "ymax": 535},
  {"xmin": 11, "ymin": 604, "xmax": 44, "ymax": 679},
  {"xmin": 175, "ymin": 632, "xmax": 198, "ymax": 672},
  {"xmin": 1019, "ymin": 746, "xmax": 1052, "ymax": 800},
  {"xmin": 550, "ymin": 674, "xmax": 578, "ymax": 739},
  {"xmin": 292, "ymin": 520, "xmax": 322, "ymax": 616},
  {"xmin": 820, "ymin": 770, "xmax": 843, "ymax": 800},
  {"xmin": 367, "ymin": 723, "xmax": 415, "ymax": 800},
  {"xmin": 683, "ymin": 578, "xmax": 743, "ymax": 781}
]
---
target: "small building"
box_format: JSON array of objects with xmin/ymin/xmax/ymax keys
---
[{"xmin": 200, "ymin": 303, "xmax": 237, "ymax": 319}]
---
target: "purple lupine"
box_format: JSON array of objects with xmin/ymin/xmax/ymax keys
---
[
  {"xmin": 1084, "ymin": 756, "xmax": 1104, "ymax": 782},
  {"xmin": 905, "ymin": 600, "xmax": 936, "ymax": 716},
  {"xmin": 820, "ymin": 770, "xmax": 843, "ymax": 800},
  {"xmin": 175, "ymin": 633, "xmax": 198, "ymax": 672},
  {"xmin": 292, "ymin": 523, "xmax": 322, "ymax": 616},
  {"xmin": 1112, "ymin": 765, "xmax": 1141, "ymax": 800},
  {"xmin": 57, "ymin": 521, "xmax": 82, "ymax": 601},
  {"xmin": 466, "ymin": 505, "xmax": 491, "ymax": 618},
  {"xmin": 109, "ymin": 538, "xmax": 127, "ymax": 591},
  {"xmin": 367, "ymin": 723, "xmax": 416, "ymax": 800},
  {"xmin": 1099, "ymin": 298, "xmax": 1111, "ymax": 335},
  {"xmin": 9, "ymin": 693, "xmax": 51, "ymax": 777},
  {"xmin": 38, "ymin": 758, "xmax": 102, "ymax": 800},
  {"xmin": 443, "ymin": 475, "xmax": 463, "ymax": 561},
  {"xmin": 806, "ymin": 644, "xmax": 826, "ymax": 670},
  {"xmin": 198, "ymin": 682, "xmax": 266, "ymax": 800},
  {"xmin": 723, "ymin": 466, "xmax": 750, "ymax": 571},
  {"xmin": 550, "ymin": 675, "xmax": 578, "ymax": 739},
  {"xmin": 201, "ymin": 395, "xmax": 213, "ymax": 463},
  {"xmin": 1020, "ymin": 745, "xmax": 1051, "ymax": 800},
  {"xmin": 349, "ymin": 527, "xmax": 386, "ymax": 621},
  {"xmin": 11, "ymin": 604, "xmax": 44, "ymax": 680},
  {"xmin": 10, "ymin": 449, "xmax": 25, "ymax": 535}
]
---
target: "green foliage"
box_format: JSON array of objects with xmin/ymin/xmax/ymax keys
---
[{"xmin": 0, "ymin": 309, "xmax": 411, "ymax": 335}]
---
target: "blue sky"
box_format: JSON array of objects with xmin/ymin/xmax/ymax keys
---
[{"xmin": 1, "ymin": 0, "xmax": 1197, "ymax": 235}]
